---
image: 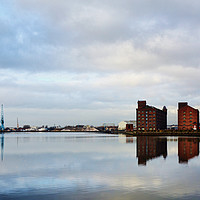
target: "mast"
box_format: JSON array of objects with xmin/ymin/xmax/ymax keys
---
[{"xmin": 17, "ymin": 118, "xmax": 19, "ymax": 129}]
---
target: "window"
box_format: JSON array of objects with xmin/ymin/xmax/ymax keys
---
[
  {"xmin": 138, "ymin": 111, "xmax": 140, "ymax": 113},
  {"xmin": 138, "ymin": 114, "xmax": 140, "ymax": 116},
  {"xmin": 190, "ymin": 111, "xmax": 192, "ymax": 113},
  {"xmin": 190, "ymin": 114, "xmax": 192, "ymax": 116}
]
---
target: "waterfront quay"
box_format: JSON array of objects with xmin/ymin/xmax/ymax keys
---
[{"xmin": 123, "ymin": 130, "xmax": 200, "ymax": 137}]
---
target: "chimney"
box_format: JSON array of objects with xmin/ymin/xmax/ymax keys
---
[
  {"xmin": 178, "ymin": 102, "xmax": 188, "ymax": 110},
  {"xmin": 138, "ymin": 100, "xmax": 146, "ymax": 108}
]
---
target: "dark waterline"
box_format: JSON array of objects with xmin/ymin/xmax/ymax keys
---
[{"xmin": 0, "ymin": 132, "xmax": 200, "ymax": 200}]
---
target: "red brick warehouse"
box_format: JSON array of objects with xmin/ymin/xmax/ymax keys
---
[
  {"xmin": 178, "ymin": 102, "xmax": 199, "ymax": 130},
  {"xmin": 136, "ymin": 100, "xmax": 167, "ymax": 131}
]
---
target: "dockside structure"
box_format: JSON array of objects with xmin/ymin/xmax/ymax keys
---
[
  {"xmin": 178, "ymin": 102, "xmax": 199, "ymax": 130},
  {"xmin": 136, "ymin": 100, "xmax": 167, "ymax": 131}
]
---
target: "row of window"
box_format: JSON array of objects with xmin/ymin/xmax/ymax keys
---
[
  {"xmin": 183, "ymin": 124, "xmax": 194, "ymax": 126},
  {"xmin": 138, "ymin": 114, "xmax": 156, "ymax": 117},
  {"xmin": 183, "ymin": 114, "xmax": 192, "ymax": 117},
  {"xmin": 138, "ymin": 110, "xmax": 155, "ymax": 113},
  {"xmin": 138, "ymin": 124, "xmax": 156, "ymax": 126},
  {"xmin": 138, "ymin": 128, "xmax": 156, "ymax": 130},
  {"xmin": 138, "ymin": 121, "xmax": 156, "ymax": 125},
  {"xmin": 138, "ymin": 117, "xmax": 156, "ymax": 120}
]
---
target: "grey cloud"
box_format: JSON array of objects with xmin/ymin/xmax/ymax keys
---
[{"xmin": 1, "ymin": 0, "xmax": 200, "ymax": 72}]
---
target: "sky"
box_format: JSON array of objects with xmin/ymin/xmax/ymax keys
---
[{"xmin": 1, "ymin": 0, "xmax": 200, "ymax": 127}]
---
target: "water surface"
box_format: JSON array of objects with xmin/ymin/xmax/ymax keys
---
[{"xmin": 0, "ymin": 132, "xmax": 200, "ymax": 200}]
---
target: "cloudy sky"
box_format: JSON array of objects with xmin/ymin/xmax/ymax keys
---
[{"xmin": 1, "ymin": 0, "xmax": 200, "ymax": 127}]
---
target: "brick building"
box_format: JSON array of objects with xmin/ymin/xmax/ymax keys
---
[
  {"xmin": 178, "ymin": 102, "xmax": 199, "ymax": 130},
  {"xmin": 178, "ymin": 138, "xmax": 199, "ymax": 163},
  {"xmin": 136, "ymin": 100, "xmax": 167, "ymax": 131}
]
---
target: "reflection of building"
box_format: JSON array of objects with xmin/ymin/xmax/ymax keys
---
[
  {"xmin": 178, "ymin": 102, "xmax": 199, "ymax": 130},
  {"xmin": 136, "ymin": 100, "xmax": 167, "ymax": 131},
  {"xmin": 137, "ymin": 137, "xmax": 167, "ymax": 165},
  {"xmin": 178, "ymin": 138, "xmax": 199, "ymax": 164},
  {"xmin": 126, "ymin": 136, "xmax": 134, "ymax": 143}
]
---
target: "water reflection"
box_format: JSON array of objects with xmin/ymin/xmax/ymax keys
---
[
  {"xmin": 136, "ymin": 136, "xmax": 167, "ymax": 165},
  {"xmin": 1, "ymin": 133, "xmax": 200, "ymax": 199},
  {"xmin": 1, "ymin": 134, "xmax": 4, "ymax": 161},
  {"xmin": 178, "ymin": 137, "xmax": 199, "ymax": 164}
]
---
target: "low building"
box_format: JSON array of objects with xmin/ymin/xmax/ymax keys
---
[
  {"xmin": 118, "ymin": 120, "xmax": 136, "ymax": 131},
  {"xmin": 178, "ymin": 102, "xmax": 199, "ymax": 130},
  {"xmin": 136, "ymin": 100, "xmax": 167, "ymax": 131}
]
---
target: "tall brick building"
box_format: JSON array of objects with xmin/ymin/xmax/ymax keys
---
[
  {"xmin": 178, "ymin": 102, "xmax": 199, "ymax": 130},
  {"xmin": 136, "ymin": 101, "xmax": 167, "ymax": 131}
]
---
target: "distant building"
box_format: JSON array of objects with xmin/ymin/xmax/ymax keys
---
[
  {"xmin": 136, "ymin": 100, "xmax": 167, "ymax": 131},
  {"xmin": 178, "ymin": 138, "xmax": 199, "ymax": 163},
  {"xmin": 178, "ymin": 102, "xmax": 199, "ymax": 130},
  {"xmin": 102, "ymin": 123, "xmax": 117, "ymax": 133},
  {"xmin": 167, "ymin": 124, "xmax": 178, "ymax": 130},
  {"xmin": 118, "ymin": 120, "xmax": 136, "ymax": 131}
]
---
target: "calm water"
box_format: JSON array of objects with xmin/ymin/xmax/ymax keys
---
[{"xmin": 0, "ymin": 132, "xmax": 200, "ymax": 200}]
